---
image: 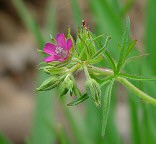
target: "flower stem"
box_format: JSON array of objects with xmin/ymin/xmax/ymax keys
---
[
  {"xmin": 68, "ymin": 63, "xmax": 81, "ymax": 73},
  {"xmin": 90, "ymin": 65, "xmax": 156, "ymax": 106},
  {"xmin": 83, "ymin": 64, "xmax": 91, "ymax": 79},
  {"xmin": 117, "ymin": 77, "xmax": 156, "ymax": 106}
]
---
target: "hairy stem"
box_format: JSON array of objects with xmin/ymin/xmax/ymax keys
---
[
  {"xmin": 117, "ymin": 77, "xmax": 156, "ymax": 106},
  {"xmin": 90, "ymin": 65, "xmax": 156, "ymax": 106}
]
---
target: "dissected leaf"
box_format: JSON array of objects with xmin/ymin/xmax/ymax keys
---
[
  {"xmin": 116, "ymin": 17, "xmax": 130, "ymax": 73},
  {"xmin": 124, "ymin": 39, "xmax": 137, "ymax": 59},
  {"xmin": 102, "ymin": 80, "xmax": 114, "ymax": 137},
  {"xmin": 100, "ymin": 76, "xmax": 114, "ymax": 86},
  {"xmin": 88, "ymin": 56, "xmax": 104, "ymax": 64},
  {"xmin": 92, "ymin": 36, "xmax": 111, "ymax": 59},
  {"xmin": 119, "ymin": 73, "xmax": 156, "ymax": 81},
  {"xmin": 104, "ymin": 50, "xmax": 117, "ymax": 71},
  {"xmin": 124, "ymin": 54, "xmax": 149, "ymax": 66}
]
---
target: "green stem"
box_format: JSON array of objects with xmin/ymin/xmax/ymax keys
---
[
  {"xmin": 88, "ymin": 65, "xmax": 114, "ymax": 76},
  {"xmin": 83, "ymin": 64, "xmax": 91, "ymax": 79},
  {"xmin": 117, "ymin": 77, "xmax": 156, "ymax": 106},
  {"xmin": 68, "ymin": 63, "xmax": 81, "ymax": 73},
  {"xmin": 90, "ymin": 65, "xmax": 156, "ymax": 106}
]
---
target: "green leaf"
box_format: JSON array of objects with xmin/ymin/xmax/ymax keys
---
[
  {"xmin": 116, "ymin": 17, "xmax": 130, "ymax": 74},
  {"xmin": 92, "ymin": 36, "xmax": 111, "ymax": 59},
  {"xmin": 100, "ymin": 76, "xmax": 114, "ymax": 86},
  {"xmin": 91, "ymin": 33, "xmax": 106, "ymax": 42},
  {"xmin": 67, "ymin": 93, "xmax": 89, "ymax": 106},
  {"xmin": 119, "ymin": 73, "xmax": 156, "ymax": 81},
  {"xmin": 124, "ymin": 54, "xmax": 149, "ymax": 66},
  {"xmin": 88, "ymin": 56, "xmax": 104, "ymax": 64},
  {"xmin": 104, "ymin": 50, "xmax": 117, "ymax": 71},
  {"xmin": 0, "ymin": 133, "xmax": 12, "ymax": 144},
  {"xmin": 125, "ymin": 40, "xmax": 137, "ymax": 59},
  {"xmin": 92, "ymin": 36, "xmax": 116, "ymax": 71},
  {"xmin": 102, "ymin": 80, "xmax": 114, "ymax": 137}
]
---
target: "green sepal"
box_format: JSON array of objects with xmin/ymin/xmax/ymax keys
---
[
  {"xmin": 76, "ymin": 26, "xmax": 96, "ymax": 60},
  {"xmin": 59, "ymin": 76, "xmax": 74, "ymax": 97},
  {"xmin": 67, "ymin": 93, "xmax": 89, "ymax": 106},
  {"xmin": 88, "ymin": 56, "xmax": 104, "ymax": 64},
  {"xmin": 60, "ymin": 87, "xmax": 69, "ymax": 97}
]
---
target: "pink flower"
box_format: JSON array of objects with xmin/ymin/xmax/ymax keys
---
[{"xmin": 44, "ymin": 33, "xmax": 73, "ymax": 63}]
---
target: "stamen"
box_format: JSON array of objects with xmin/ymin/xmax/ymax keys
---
[
  {"xmin": 55, "ymin": 47, "xmax": 68, "ymax": 58},
  {"xmin": 55, "ymin": 47, "xmax": 63, "ymax": 54}
]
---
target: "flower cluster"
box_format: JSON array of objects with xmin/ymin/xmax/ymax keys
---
[
  {"xmin": 37, "ymin": 20, "xmax": 156, "ymax": 107},
  {"xmin": 37, "ymin": 21, "xmax": 106, "ymax": 107}
]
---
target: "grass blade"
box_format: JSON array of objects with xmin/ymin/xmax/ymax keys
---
[
  {"xmin": 0, "ymin": 133, "xmax": 12, "ymax": 144},
  {"xmin": 120, "ymin": 0, "xmax": 135, "ymax": 17},
  {"xmin": 11, "ymin": 0, "xmax": 45, "ymax": 47},
  {"xmin": 71, "ymin": 0, "xmax": 83, "ymax": 28},
  {"xmin": 11, "ymin": 0, "xmax": 58, "ymax": 143},
  {"xmin": 146, "ymin": 0, "xmax": 156, "ymax": 73},
  {"xmin": 45, "ymin": 0, "xmax": 57, "ymax": 38}
]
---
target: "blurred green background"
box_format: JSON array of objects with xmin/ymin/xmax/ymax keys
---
[{"xmin": 0, "ymin": 0, "xmax": 156, "ymax": 144}]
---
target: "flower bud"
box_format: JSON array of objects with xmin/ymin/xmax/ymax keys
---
[
  {"xmin": 85, "ymin": 78, "xmax": 101, "ymax": 107},
  {"xmin": 76, "ymin": 21, "xmax": 96, "ymax": 60},
  {"xmin": 36, "ymin": 77, "xmax": 60, "ymax": 91},
  {"xmin": 60, "ymin": 76, "xmax": 74, "ymax": 97}
]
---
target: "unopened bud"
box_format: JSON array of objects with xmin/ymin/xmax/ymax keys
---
[
  {"xmin": 60, "ymin": 76, "xmax": 74, "ymax": 97},
  {"xmin": 36, "ymin": 77, "xmax": 59, "ymax": 91},
  {"xmin": 85, "ymin": 78, "xmax": 101, "ymax": 107}
]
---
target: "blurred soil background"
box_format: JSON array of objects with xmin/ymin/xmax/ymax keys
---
[{"xmin": 0, "ymin": 0, "xmax": 145, "ymax": 143}]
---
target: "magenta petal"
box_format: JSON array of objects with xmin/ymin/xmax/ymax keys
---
[
  {"xmin": 57, "ymin": 33, "xmax": 66, "ymax": 48},
  {"xmin": 44, "ymin": 55, "xmax": 60, "ymax": 63},
  {"xmin": 66, "ymin": 39, "xmax": 73, "ymax": 50},
  {"xmin": 44, "ymin": 43, "xmax": 56, "ymax": 55}
]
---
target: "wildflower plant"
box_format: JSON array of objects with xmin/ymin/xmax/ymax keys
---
[{"xmin": 37, "ymin": 19, "xmax": 156, "ymax": 136}]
